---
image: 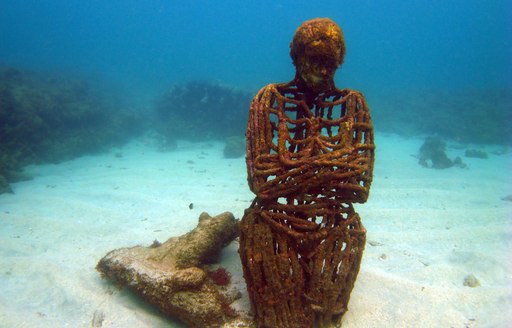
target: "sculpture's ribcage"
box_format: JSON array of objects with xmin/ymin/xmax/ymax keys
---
[{"xmin": 252, "ymin": 91, "xmax": 374, "ymax": 203}]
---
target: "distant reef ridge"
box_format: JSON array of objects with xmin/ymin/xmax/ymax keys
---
[
  {"xmin": 153, "ymin": 81, "xmax": 252, "ymax": 144},
  {"xmin": 0, "ymin": 66, "xmax": 144, "ymax": 193},
  {"xmin": 370, "ymin": 87, "xmax": 512, "ymax": 145},
  {"xmin": 2, "ymin": 66, "xmax": 510, "ymax": 194}
]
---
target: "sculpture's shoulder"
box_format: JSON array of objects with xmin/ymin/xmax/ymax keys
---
[
  {"xmin": 337, "ymin": 88, "xmax": 371, "ymax": 113},
  {"xmin": 338, "ymin": 88, "xmax": 367, "ymax": 101},
  {"xmin": 250, "ymin": 83, "xmax": 292, "ymax": 117},
  {"xmin": 252, "ymin": 83, "xmax": 285, "ymax": 103}
]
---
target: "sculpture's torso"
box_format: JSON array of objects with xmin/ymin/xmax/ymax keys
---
[
  {"xmin": 247, "ymin": 82, "xmax": 375, "ymax": 206},
  {"xmin": 240, "ymin": 82, "xmax": 374, "ymax": 327}
]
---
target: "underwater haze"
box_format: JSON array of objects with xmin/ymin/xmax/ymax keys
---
[
  {"xmin": 2, "ymin": 1, "xmax": 511, "ymax": 142},
  {"xmin": 1, "ymin": 0, "xmax": 511, "ymax": 94},
  {"xmin": 1, "ymin": 1, "xmax": 512, "ymax": 328}
]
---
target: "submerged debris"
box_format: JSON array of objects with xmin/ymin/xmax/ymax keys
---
[
  {"xmin": 368, "ymin": 240, "xmax": 384, "ymax": 247},
  {"xmin": 463, "ymin": 274, "xmax": 480, "ymax": 287},
  {"xmin": 149, "ymin": 239, "xmax": 161, "ymax": 248},
  {"xmin": 223, "ymin": 136, "xmax": 245, "ymax": 159},
  {"xmin": 96, "ymin": 212, "xmax": 245, "ymax": 327},
  {"xmin": 91, "ymin": 310, "xmax": 105, "ymax": 327},
  {"xmin": 418, "ymin": 136, "xmax": 466, "ymax": 169},
  {"xmin": 464, "ymin": 149, "xmax": 488, "ymax": 159},
  {"xmin": 500, "ymin": 194, "xmax": 512, "ymax": 202}
]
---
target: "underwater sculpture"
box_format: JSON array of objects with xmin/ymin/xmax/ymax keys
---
[
  {"xmin": 239, "ymin": 18, "xmax": 375, "ymax": 327},
  {"xmin": 97, "ymin": 212, "xmax": 245, "ymax": 327}
]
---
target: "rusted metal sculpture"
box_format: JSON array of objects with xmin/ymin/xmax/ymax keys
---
[{"xmin": 239, "ymin": 18, "xmax": 375, "ymax": 327}]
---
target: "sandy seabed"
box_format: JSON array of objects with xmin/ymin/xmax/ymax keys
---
[{"xmin": 0, "ymin": 133, "xmax": 511, "ymax": 328}]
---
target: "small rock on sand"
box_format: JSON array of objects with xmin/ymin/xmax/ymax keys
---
[
  {"xmin": 463, "ymin": 274, "xmax": 480, "ymax": 287},
  {"xmin": 91, "ymin": 310, "xmax": 105, "ymax": 327}
]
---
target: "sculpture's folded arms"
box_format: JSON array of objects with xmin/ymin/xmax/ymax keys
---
[{"xmin": 246, "ymin": 84, "xmax": 375, "ymax": 203}]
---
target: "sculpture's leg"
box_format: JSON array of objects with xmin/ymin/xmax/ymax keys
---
[
  {"xmin": 305, "ymin": 210, "xmax": 366, "ymax": 327},
  {"xmin": 239, "ymin": 207, "xmax": 312, "ymax": 328},
  {"xmin": 239, "ymin": 205, "xmax": 366, "ymax": 328}
]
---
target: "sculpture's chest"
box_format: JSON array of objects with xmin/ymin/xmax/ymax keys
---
[{"xmin": 272, "ymin": 103, "xmax": 355, "ymax": 155}]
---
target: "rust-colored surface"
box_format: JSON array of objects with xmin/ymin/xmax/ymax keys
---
[{"xmin": 239, "ymin": 18, "xmax": 375, "ymax": 328}]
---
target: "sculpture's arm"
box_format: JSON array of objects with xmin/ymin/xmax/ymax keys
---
[
  {"xmin": 246, "ymin": 87, "xmax": 375, "ymax": 202},
  {"xmin": 335, "ymin": 90, "xmax": 375, "ymax": 202},
  {"xmin": 246, "ymin": 85, "xmax": 279, "ymax": 194}
]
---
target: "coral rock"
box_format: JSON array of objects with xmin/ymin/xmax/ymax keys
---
[
  {"xmin": 223, "ymin": 136, "xmax": 245, "ymax": 159},
  {"xmin": 463, "ymin": 274, "xmax": 480, "ymax": 287},
  {"xmin": 96, "ymin": 212, "xmax": 246, "ymax": 328}
]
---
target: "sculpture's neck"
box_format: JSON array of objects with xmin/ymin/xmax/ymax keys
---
[{"xmin": 292, "ymin": 75, "xmax": 335, "ymax": 108}]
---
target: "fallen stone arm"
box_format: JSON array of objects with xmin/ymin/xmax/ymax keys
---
[{"xmin": 96, "ymin": 212, "xmax": 251, "ymax": 328}]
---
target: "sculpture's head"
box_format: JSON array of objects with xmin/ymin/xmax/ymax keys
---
[{"xmin": 290, "ymin": 18, "xmax": 345, "ymax": 94}]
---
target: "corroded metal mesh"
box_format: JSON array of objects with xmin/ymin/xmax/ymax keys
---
[{"xmin": 240, "ymin": 81, "xmax": 375, "ymax": 327}]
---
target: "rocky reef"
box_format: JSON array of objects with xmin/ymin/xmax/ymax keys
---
[
  {"xmin": 153, "ymin": 81, "xmax": 251, "ymax": 143},
  {"xmin": 373, "ymin": 87, "xmax": 512, "ymax": 145},
  {"xmin": 223, "ymin": 136, "xmax": 245, "ymax": 159},
  {"xmin": 97, "ymin": 212, "xmax": 252, "ymax": 328},
  {"xmin": 417, "ymin": 136, "xmax": 468, "ymax": 169},
  {"xmin": 0, "ymin": 66, "xmax": 144, "ymax": 193}
]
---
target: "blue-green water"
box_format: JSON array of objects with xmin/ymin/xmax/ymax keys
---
[
  {"xmin": 0, "ymin": 1, "xmax": 511, "ymax": 327},
  {"xmin": 2, "ymin": 1, "xmax": 510, "ymax": 145},
  {"xmin": 1, "ymin": 1, "xmax": 510, "ymax": 95}
]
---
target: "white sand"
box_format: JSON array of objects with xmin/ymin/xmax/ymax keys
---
[{"xmin": 0, "ymin": 133, "xmax": 510, "ymax": 328}]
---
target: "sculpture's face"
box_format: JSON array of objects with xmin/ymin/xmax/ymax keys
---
[
  {"xmin": 296, "ymin": 55, "xmax": 338, "ymax": 93},
  {"xmin": 290, "ymin": 18, "xmax": 345, "ymax": 94}
]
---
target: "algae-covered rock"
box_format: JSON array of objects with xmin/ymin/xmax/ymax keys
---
[
  {"xmin": 464, "ymin": 149, "xmax": 488, "ymax": 159},
  {"xmin": 153, "ymin": 81, "xmax": 251, "ymax": 143},
  {"xmin": 0, "ymin": 66, "xmax": 144, "ymax": 192},
  {"xmin": 96, "ymin": 212, "xmax": 251, "ymax": 328},
  {"xmin": 223, "ymin": 136, "xmax": 245, "ymax": 159},
  {"xmin": 418, "ymin": 136, "xmax": 454, "ymax": 169},
  {"xmin": 418, "ymin": 136, "xmax": 466, "ymax": 169},
  {"xmin": 463, "ymin": 274, "xmax": 480, "ymax": 288},
  {"xmin": 0, "ymin": 174, "xmax": 13, "ymax": 194}
]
